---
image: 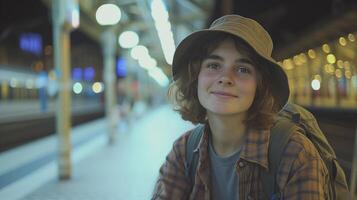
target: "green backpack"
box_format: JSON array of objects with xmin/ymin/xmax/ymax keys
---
[{"xmin": 184, "ymin": 103, "xmax": 349, "ymax": 199}]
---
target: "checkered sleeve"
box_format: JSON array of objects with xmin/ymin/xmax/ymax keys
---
[
  {"xmin": 151, "ymin": 132, "xmax": 191, "ymax": 200},
  {"xmin": 278, "ymin": 132, "xmax": 328, "ymax": 200}
]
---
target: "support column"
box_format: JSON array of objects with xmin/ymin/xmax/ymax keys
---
[
  {"xmin": 52, "ymin": 0, "xmax": 72, "ymax": 180},
  {"xmin": 101, "ymin": 30, "xmax": 118, "ymax": 144}
]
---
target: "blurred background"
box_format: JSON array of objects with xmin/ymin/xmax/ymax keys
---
[{"xmin": 0, "ymin": 0, "xmax": 356, "ymax": 199}]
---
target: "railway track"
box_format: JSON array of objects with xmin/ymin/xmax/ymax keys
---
[{"xmin": 0, "ymin": 108, "xmax": 104, "ymax": 152}]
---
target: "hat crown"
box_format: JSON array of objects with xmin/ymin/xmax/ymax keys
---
[{"xmin": 209, "ymin": 15, "xmax": 273, "ymax": 58}]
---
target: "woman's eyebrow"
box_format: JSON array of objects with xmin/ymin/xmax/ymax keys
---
[
  {"xmin": 203, "ymin": 54, "xmax": 223, "ymax": 61},
  {"xmin": 203, "ymin": 54, "xmax": 253, "ymax": 65},
  {"xmin": 237, "ymin": 58, "xmax": 253, "ymax": 65}
]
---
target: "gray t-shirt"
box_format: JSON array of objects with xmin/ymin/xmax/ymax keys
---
[{"xmin": 209, "ymin": 139, "xmax": 241, "ymax": 200}]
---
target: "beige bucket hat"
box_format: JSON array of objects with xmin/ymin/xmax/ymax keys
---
[{"xmin": 172, "ymin": 14, "xmax": 290, "ymax": 110}]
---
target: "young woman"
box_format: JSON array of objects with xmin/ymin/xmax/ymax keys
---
[{"xmin": 152, "ymin": 15, "xmax": 327, "ymax": 200}]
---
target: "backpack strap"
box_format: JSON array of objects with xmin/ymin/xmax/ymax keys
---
[
  {"xmin": 261, "ymin": 118, "xmax": 298, "ymax": 200},
  {"xmin": 185, "ymin": 124, "xmax": 205, "ymax": 184}
]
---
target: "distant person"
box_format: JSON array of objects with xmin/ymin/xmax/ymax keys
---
[
  {"xmin": 37, "ymin": 71, "xmax": 48, "ymax": 112},
  {"xmin": 152, "ymin": 15, "xmax": 330, "ymax": 199},
  {"xmin": 116, "ymin": 78, "xmax": 133, "ymax": 132},
  {"xmin": 117, "ymin": 78, "xmax": 132, "ymax": 119}
]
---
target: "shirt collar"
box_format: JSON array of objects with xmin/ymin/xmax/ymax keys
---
[{"xmin": 197, "ymin": 124, "xmax": 270, "ymax": 170}]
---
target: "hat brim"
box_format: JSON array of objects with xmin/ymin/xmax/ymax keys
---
[{"xmin": 172, "ymin": 30, "xmax": 290, "ymax": 110}]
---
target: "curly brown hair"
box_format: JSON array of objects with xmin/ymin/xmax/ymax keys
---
[{"xmin": 168, "ymin": 32, "xmax": 279, "ymax": 130}]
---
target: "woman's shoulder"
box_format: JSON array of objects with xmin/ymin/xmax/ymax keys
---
[
  {"xmin": 278, "ymin": 130, "xmax": 325, "ymax": 174},
  {"xmin": 171, "ymin": 128, "xmax": 196, "ymax": 154},
  {"xmin": 277, "ymin": 130, "xmax": 328, "ymax": 184},
  {"xmin": 283, "ymin": 130, "xmax": 321, "ymax": 159}
]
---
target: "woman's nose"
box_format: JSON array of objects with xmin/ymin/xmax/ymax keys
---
[{"xmin": 217, "ymin": 71, "xmax": 234, "ymax": 86}]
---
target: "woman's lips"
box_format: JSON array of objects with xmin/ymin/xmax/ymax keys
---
[{"xmin": 211, "ymin": 91, "xmax": 238, "ymax": 98}]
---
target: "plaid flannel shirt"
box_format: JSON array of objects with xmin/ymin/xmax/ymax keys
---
[{"xmin": 152, "ymin": 125, "xmax": 328, "ymax": 200}]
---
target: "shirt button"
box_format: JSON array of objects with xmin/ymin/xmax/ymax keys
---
[{"xmin": 238, "ymin": 161, "xmax": 245, "ymax": 168}]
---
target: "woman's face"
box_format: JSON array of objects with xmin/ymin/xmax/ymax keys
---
[{"xmin": 197, "ymin": 38, "xmax": 258, "ymax": 117}]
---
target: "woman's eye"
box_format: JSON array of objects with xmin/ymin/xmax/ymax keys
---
[
  {"xmin": 236, "ymin": 67, "xmax": 251, "ymax": 74},
  {"xmin": 206, "ymin": 63, "xmax": 220, "ymax": 69}
]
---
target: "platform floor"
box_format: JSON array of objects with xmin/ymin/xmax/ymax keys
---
[{"xmin": 4, "ymin": 104, "xmax": 194, "ymax": 200}]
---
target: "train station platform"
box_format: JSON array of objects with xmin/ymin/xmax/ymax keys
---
[{"xmin": 0, "ymin": 104, "xmax": 194, "ymax": 200}]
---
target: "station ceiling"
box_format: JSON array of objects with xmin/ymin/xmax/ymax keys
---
[{"xmin": 1, "ymin": 0, "xmax": 357, "ymax": 71}]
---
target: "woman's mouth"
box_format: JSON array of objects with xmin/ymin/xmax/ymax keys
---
[{"xmin": 211, "ymin": 91, "xmax": 238, "ymax": 98}]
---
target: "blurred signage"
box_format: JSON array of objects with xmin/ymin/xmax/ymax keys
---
[
  {"xmin": 84, "ymin": 66, "xmax": 95, "ymax": 81},
  {"xmin": 72, "ymin": 67, "xmax": 82, "ymax": 80},
  {"xmin": 19, "ymin": 33, "xmax": 42, "ymax": 55},
  {"xmin": 116, "ymin": 57, "xmax": 127, "ymax": 78}
]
